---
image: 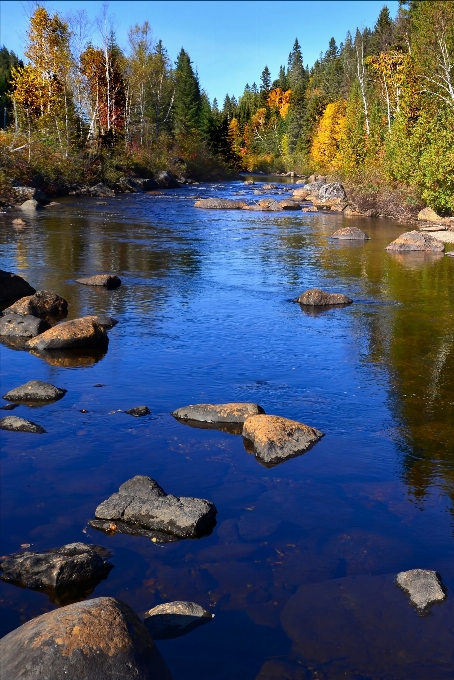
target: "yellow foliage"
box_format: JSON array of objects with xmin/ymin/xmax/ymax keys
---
[
  {"xmin": 228, "ymin": 117, "xmax": 242, "ymax": 154},
  {"xmin": 310, "ymin": 100, "xmax": 347, "ymax": 170},
  {"xmin": 267, "ymin": 88, "xmax": 292, "ymax": 118}
]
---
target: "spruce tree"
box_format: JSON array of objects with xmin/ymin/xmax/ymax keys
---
[
  {"xmin": 286, "ymin": 38, "xmax": 308, "ymax": 152},
  {"xmin": 260, "ymin": 66, "xmax": 271, "ymax": 91},
  {"xmin": 173, "ymin": 48, "xmax": 201, "ymax": 135}
]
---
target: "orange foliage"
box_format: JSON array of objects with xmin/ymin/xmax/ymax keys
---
[{"xmin": 267, "ymin": 88, "xmax": 292, "ymax": 118}]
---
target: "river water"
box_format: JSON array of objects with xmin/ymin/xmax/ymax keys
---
[{"xmin": 1, "ymin": 179, "xmax": 454, "ymax": 679}]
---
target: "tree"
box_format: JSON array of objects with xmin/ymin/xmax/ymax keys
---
[
  {"xmin": 310, "ymin": 99, "xmax": 346, "ymax": 169},
  {"xmin": 173, "ymin": 48, "xmax": 201, "ymax": 135},
  {"xmin": 260, "ymin": 65, "xmax": 271, "ymax": 91},
  {"xmin": 286, "ymin": 38, "xmax": 308, "ymax": 152}
]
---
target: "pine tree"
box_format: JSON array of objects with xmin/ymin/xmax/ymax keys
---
[
  {"xmin": 286, "ymin": 38, "xmax": 308, "ymax": 152},
  {"xmin": 260, "ymin": 66, "xmax": 271, "ymax": 91},
  {"xmin": 173, "ymin": 48, "xmax": 201, "ymax": 135}
]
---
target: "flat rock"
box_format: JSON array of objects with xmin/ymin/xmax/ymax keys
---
[
  {"xmin": 0, "ymin": 314, "xmax": 51, "ymax": 338},
  {"xmin": 4, "ymin": 290, "xmax": 68, "ymax": 317},
  {"xmin": 126, "ymin": 406, "xmax": 150, "ymax": 417},
  {"xmin": 0, "ymin": 269, "xmax": 36, "ymax": 302},
  {"xmin": 242, "ymin": 414, "xmax": 324, "ymax": 466},
  {"xmin": 76, "ymin": 274, "xmax": 121, "ymax": 288},
  {"xmin": 331, "ymin": 226, "xmax": 369, "ymax": 240},
  {"xmin": 318, "ymin": 182, "xmax": 347, "ymax": 202},
  {"xmin": 91, "ymin": 475, "xmax": 217, "ymax": 539},
  {"xmin": 194, "ymin": 198, "xmax": 247, "ymax": 209},
  {"xmin": 396, "ymin": 569, "xmax": 446, "ymax": 611},
  {"xmin": 0, "ymin": 543, "xmax": 112, "ymax": 591},
  {"xmin": 0, "ymin": 416, "xmax": 45, "ymax": 433},
  {"xmin": 25, "ymin": 317, "xmax": 108, "ymax": 351},
  {"xmin": 172, "ymin": 402, "xmax": 265, "ymax": 424},
  {"xmin": 294, "ymin": 289, "xmax": 353, "ymax": 305},
  {"xmin": 0, "ymin": 597, "xmax": 172, "ymax": 680},
  {"xmin": 143, "ymin": 601, "xmax": 213, "ymax": 639},
  {"xmin": 386, "ymin": 230, "xmax": 444, "ymax": 253},
  {"xmin": 2, "ymin": 380, "xmax": 67, "ymax": 403},
  {"xmin": 83, "ymin": 314, "xmax": 118, "ymax": 329}
]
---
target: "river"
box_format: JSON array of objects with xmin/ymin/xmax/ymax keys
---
[{"xmin": 1, "ymin": 178, "xmax": 454, "ymax": 679}]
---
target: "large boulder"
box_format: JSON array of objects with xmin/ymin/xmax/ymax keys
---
[
  {"xmin": 242, "ymin": 414, "xmax": 324, "ymax": 466},
  {"xmin": 194, "ymin": 198, "xmax": 247, "ymax": 210},
  {"xmin": 172, "ymin": 402, "xmax": 265, "ymax": 424},
  {"xmin": 331, "ymin": 227, "xmax": 369, "ymax": 240},
  {"xmin": 0, "ymin": 269, "xmax": 36, "ymax": 302},
  {"xmin": 75, "ymin": 274, "xmax": 121, "ymax": 288},
  {"xmin": 0, "ymin": 415, "xmax": 45, "ymax": 433},
  {"xmin": 90, "ymin": 475, "xmax": 217, "ymax": 540},
  {"xmin": 294, "ymin": 289, "xmax": 353, "ymax": 306},
  {"xmin": 0, "ymin": 597, "xmax": 172, "ymax": 680},
  {"xmin": 25, "ymin": 317, "xmax": 109, "ymax": 351},
  {"xmin": 396, "ymin": 569, "xmax": 446, "ymax": 611},
  {"xmin": 2, "ymin": 380, "xmax": 67, "ymax": 403},
  {"xmin": 0, "ymin": 314, "xmax": 51, "ymax": 338},
  {"xmin": 89, "ymin": 183, "xmax": 115, "ymax": 197},
  {"xmin": 144, "ymin": 601, "xmax": 213, "ymax": 639},
  {"xmin": 417, "ymin": 207, "xmax": 445, "ymax": 224},
  {"xmin": 318, "ymin": 182, "xmax": 347, "ymax": 202},
  {"xmin": 156, "ymin": 171, "xmax": 180, "ymax": 188},
  {"xmin": 4, "ymin": 290, "xmax": 68, "ymax": 318},
  {"xmin": 386, "ymin": 230, "xmax": 444, "ymax": 253},
  {"xmin": 136, "ymin": 178, "xmax": 160, "ymax": 191}
]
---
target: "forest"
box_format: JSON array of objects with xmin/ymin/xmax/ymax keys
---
[{"xmin": 0, "ymin": 1, "xmax": 453, "ymax": 213}]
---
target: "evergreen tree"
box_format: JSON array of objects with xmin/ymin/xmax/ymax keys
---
[
  {"xmin": 286, "ymin": 38, "xmax": 308, "ymax": 152},
  {"xmin": 173, "ymin": 48, "xmax": 201, "ymax": 135},
  {"xmin": 0, "ymin": 46, "xmax": 22, "ymax": 126},
  {"xmin": 260, "ymin": 65, "xmax": 271, "ymax": 91}
]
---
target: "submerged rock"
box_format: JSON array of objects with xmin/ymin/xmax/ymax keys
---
[
  {"xmin": 75, "ymin": 274, "xmax": 122, "ymax": 288},
  {"xmin": 396, "ymin": 569, "xmax": 446, "ymax": 611},
  {"xmin": 90, "ymin": 475, "xmax": 217, "ymax": 539},
  {"xmin": 294, "ymin": 289, "xmax": 353, "ymax": 306},
  {"xmin": 0, "ymin": 314, "xmax": 51, "ymax": 338},
  {"xmin": 144, "ymin": 601, "xmax": 213, "ymax": 639},
  {"xmin": 2, "ymin": 380, "xmax": 67, "ymax": 403},
  {"xmin": 126, "ymin": 406, "xmax": 151, "ymax": 417},
  {"xmin": 0, "ymin": 269, "xmax": 36, "ymax": 302},
  {"xmin": 242, "ymin": 414, "xmax": 323, "ymax": 466},
  {"xmin": 386, "ymin": 231, "xmax": 444, "ymax": 253},
  {"xmin": 172, "ymin": 402, "xmax": 265, "ymax": 424},
  {"xmin": 0, "ymin": 543, "xmax": 112, "ymax": 591},
  {"xmin": 0, "ymin": 415, "xmax": 45, "ymax": 433},
  {"xmin": 4, "ymin": 290, "xmax": 68, "ymax": 318},
  {"xmin": 25, "ymin": 317, "xmax": 109, "ymax": 351},
  {"xmin": 194, "ymin": 198, "xmax": 247, "ymax": 209},
  {"xmin": 331, "ymin": 227, "xmax": 369, "ymax": 240},
  {"xmin": 0, "ymin": 597, "xmax": 172, "ymax": 680}
]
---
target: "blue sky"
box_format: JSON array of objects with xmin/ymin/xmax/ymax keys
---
[{"xmin": 0, "ymin": 1, "xmax": 399, "ymax": 103}]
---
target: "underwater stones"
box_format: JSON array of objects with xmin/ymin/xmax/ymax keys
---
[
  {"xmin": 396, "ymin": 569, "xmax": 446, "ymax": 611},
  {"xmin": 194, "ymin": 198, "xmax": 247, "ymax": 209},
  {"xmin": 4, "ymin": 290, "xmax": 68, "ymax": 317},
  {"xmin": 0, "ymin": 314, "xmax": 51, "ymax": 338},
  {"xmin": 242, "ymin": 414, "xmax": 324, "ymax": 466},
  {"xmin": 0, "ymin": 597, "xmax": 172, "ymax": 680},
  {"xmin": 0, "ymin": 269, "xmax": 36, "ymax": 302},
  {"xmin": 172, "ymin": 402, "xmax": 265, "ymax": 424},
  {"xmin": 91, "ymin": 475, "xmax": 217, "ymax": 539},
  {"xmin": 143, "ymin": 601, "xmax": 213, "ymax": 639},
  {"xmin": 75, "ymin": 274, "xmax": 122, "ymax": 288},
  {"xmin": 0, "ymin": 415, "xmax": 45, "ymax": 433},
  {"xmin": 294, "ymin": 289, "xmax": 353, "ymax": 306},
  {"xmin": 25, "ymin": 317, "xmax": 108, "ymax": 351},
  {"xmin": 331, "ymin": 226, "xmax": 369, "ymax": 240},
  {"xmin": 126, "ymin": 406, "xmax": 150, "ymax": 417},
  {"xmin": 385, "ymin": 230, "xmax": 444, "ymax": 253},
  {"xmin": 2, "ymin": 380, "xmax": 67, "ymax": 403}
]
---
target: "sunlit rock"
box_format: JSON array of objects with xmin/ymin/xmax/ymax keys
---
[{"xmin": 242, "ymin": 414, "xmax": 323, "ymax": 466}]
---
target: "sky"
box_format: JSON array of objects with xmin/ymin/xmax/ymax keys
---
[{"xmin": 0, "ymin": 1, "xmax": 400, "ymax": 103}]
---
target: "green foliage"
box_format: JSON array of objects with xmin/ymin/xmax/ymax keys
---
[{"xmin": 174, "ymin": 48, "xmax": 202, "ymax": 135}]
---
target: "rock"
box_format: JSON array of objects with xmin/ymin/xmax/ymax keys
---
[
  {"xmin": 19, "ymin": 199, "xmax": 42, "ymax": 211},
  {"xmin": 116, "ymin": 177, "xmax": 141, "ymax": 193},
  {"xmin": 4, "ymin": 290, "xmax": 68, "ymax": 317},
  {"xmin": 156, "ymin": 171, "xmax": 180, "ymax": 188},
  {"xmin": 242, "ymin": 414, "xmax": 324, "ymax": 466},
  {"xmin": 331, "ymin": 226, "xmax": 369, "ymax": 240},
  {"xmin": 0, "ymin": 269, "xmax": 36, "ymax": 302},
  {"xmin": 90, "ymin": 475, "xmax": 217, "ymax": 539},
  {"xmin": 89, "ymin": 183, "xmax": 115, "ymax": 197},
  {"xmin": 396, "ymin": 569, "xmax": 446, "ymax": 611},
  {"xmin": 12, "ymin": 218, "xmax": 26, "ymax": 226},
  {"xmin": 294, "ymin": 289, "xmax": 353, "ymax": 305},
  {"xmin": 280, "ymin": 200, "xmax": 302, "ymax": 210},
  {"xmin": 75, "ymin": 273, "xmax": 121, "ymax": 288},
  {"xmin": 0, "ymin": 314, "xmax": 51, "ymax": 338},
  {"xmin": 0, "ymin": 416, "xmax": 45, "ymax": 433},
  {"xmin": 0, "ymin": 543, "xmax": 112, "ymax": 592},
  {"xmin": 295, "ymin": 179, "xmax": 306, "ymax": 184},
  {"xmin": 126, "ymin": 406, "xmax": 150, "ymax": 417},
  {"xmin": 143, "ymin": 601, "xmax": 213, "ymax": 639},
  {"xmin": 2, "ymin": 380, "xmax": 67, "ymax": 403},
  {"xmin": 0, "ymin": 403, "xmax": 19, "ymax": 411},
  {"xmin": 13, "ymin": 186, "xmax": 47, "ymax": 203},
  {"xmin": 44, "ymin": 201, "xmax": 61, "ymax": 208},
  {"xmin": 83, "ymin": 314, "xmax": 118, "ymax": 329},
  {"xmin": 25, "ymin": 317, "xmax": 109, "ymax": 351},
  {"xmin": 419, "ymin": 225, "xmax": 447, "ymax": 232},
  {"xmin": 385, "ymin": 230, "xmax": 444, "ymax": 253},
  {"xmin": 172, "ymin": 402, "xmax": 265, "ymax": 424},
  {"xmin": 417, "ymin": 207, "xmax": 445, "ymax": 223},
  {"xmin": 194, "ymin": 198, "xmax": 247, "ymax": 209},
  {"xmin": 136, "ymin": 178, "xmax": 160, "ymax": 191},
  {"xmin": 292, "ymin": 187, "xmax": 309, "ymax": 198},
  {"xmin": 0, "ymin": 597, "xmax": 172, "ymax": 680},
  {"xmin": 318, "ymin": 182, "xmax": 347, "ymax": 202}
]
